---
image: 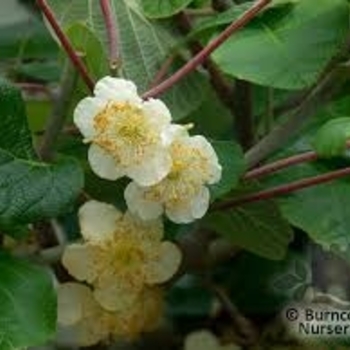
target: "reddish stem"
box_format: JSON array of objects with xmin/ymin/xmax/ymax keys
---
[
  {"xmin": 244, "ymin": 151, "xmax": 318, "ymax": 180},
  {"xmin": 99, "ymin": 0, "xmax": 120, "ymax": 73},
  {"xmin": 142, "ymin": 0, "xmax": 271, "ymax": 99},
  {"xmin": 245, "ymin": 141, "xmax": 350, "ymax": 180},
  {"xmin": 36, "ymin": 0, "xmax": 94, "ymax": 93},
  {"xmin": 214, "ymin": 166, "xmax": 350, "ymax": 211}
]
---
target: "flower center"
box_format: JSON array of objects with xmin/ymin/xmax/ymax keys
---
[
  {"xmin": 104, "ymin": 237, "xmax": 145, "ymax": 275},
  {"xmin": 93, "ymin": 102, "xmax": 158, "ymax": 164}
]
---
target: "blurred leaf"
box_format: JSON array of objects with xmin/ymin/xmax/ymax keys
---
[
  {"xmin": 212, "ymin": 0, "xmax": 349, "ymax": 89},
  {"xmin": 0, "ymin": 17, "xmax": 57, "ymax": 60},
  {"xmin": 0, "ymin": 79, "xmax": 83, "ymax": 231},
  {"xmin": 16, "ymin": 60, "xmax": 60, "ymax": 82},
  {"xmin": 210, "ymin": 140, "xmax": 246, "ymax": 200},
  {"xmin": 167, "ymin": 275, "xmax": 213, "ymax": 318},
  {"xmin": 313, "ymin": 117, "xmax": 350, "ymax": 158},
  {"xmin": 214, "ymin": 251, "xmax": 302, "ymax": 314},
  {"xmin": 272, "ymin": 273, "xmax": 302, "ymax": 291},
  {"xmin": 204, "ymin": 185, "xmax": 293, "ymax": 259},
  {"xmin": 0, "ymin": 252, "xmax": 56, "ymax": 349},
  {"xmin": 141, "ymin": 0, "xmax": 194, "ymax": 18}
]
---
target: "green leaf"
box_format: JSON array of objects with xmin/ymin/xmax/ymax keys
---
[
  {"xmin": 264, "ymin": 159, "xmax": 350, "ymax": 251},
  {"xmin": 0, "ymin": 81, "xmax": 35, "ymax": 159},
  {"xmin": 141, "ymin": 0, "xmax": 193, "ymax": 19},
  {"xmin": 313, "ymin": 117, "xmax": 350, "ymax": 158},
  {"xmin": 212, "ymin": 0, "xmax": 349, "ymax": 90},
  {"xmin": 0, "ymin": 80, "xmax": 83, "ymax": 230},
  {"xmin": 0, "ymin": 152, "xmax": 83, "ymax": 227},
  {"xmin": 66, "ymin": 23, "xmax": 109, "ymax": 81},
  {"xmin": 0, "ymin": 252, "xmax": 56, "ymax": 349},
  {"xmin": 192, "ymin": 2, "xmax": 253, "ymax": 36},
  {"xmin": 46, "ymin": 0, "xmax": 207, "ymax": 120},
  {"xmin": 203, "ymin": 186, "xmax": 293, "ymax": 260},
  {"xmin": 210, "ymin": 141, "xmax": 246, "ymax": 200}
]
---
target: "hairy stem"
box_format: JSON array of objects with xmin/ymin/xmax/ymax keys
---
[
  {"xmin": 214, "ymin": 166, "xmax": 350, "ymax": 211},
  {"xmin": 175, "ymin": 12, "xmax": 234, "ymax": 109},
  {"xmin": 39, "ymin": 61, "xmax": 78, "ymax": 161},
  {"xmin": 244, "ymin": 150, "xmax": 318, "ymax": 180},
  {"xmin": 36, "ymin": 0, "xmax": 94, "ymax": 93},
  {"xmin": 143, "ymin": 0, "xmax": 272, "ymax": 99},
  {"xmin": 99, "ymin": 0, "xmax": 120, "ymax": 75}
]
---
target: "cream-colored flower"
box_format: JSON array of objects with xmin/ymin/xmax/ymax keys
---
[
  {"xmin": 125, "ymin": 129, "xmax": 222, "ymax": 223},
  {"xmin": 184, "ymin": 330, "xmax": 241, "ymax": 350},
  {"xmin": 74, "ymin": 76, "xmax": 173, "ymax": 186},
  {"xmin": 57, "ymin": 282, "xmax": 113, "ymax": 346},
  {"xmin": 57, "ymin": 283, "xmax": 163, "ymax": 346},
  {"xmin": 62, "ymin": 200, "xmax": 182, "ymax": 312}
]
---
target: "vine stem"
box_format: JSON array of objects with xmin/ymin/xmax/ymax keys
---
[
  {"xmin": 142, "ymin": 0, "xmax": 272, "ymax": 99},
  {"xmin": 36, "ymin": 0, "xmax": 94, "ymax": 93},
  {"xmin": 244, "ymin": 151, "xmax": 318, "ymax": 180},
  {"xmin": 214, "ymin": 166, "xmax": 350, "ymax": 211},
  {"xmin": 99, "ymin": 0, "xmax": 120, "ymax": 74},
  {"xmin": 244, "ymin": 141, "xmax": 350, "ymax": 180}
]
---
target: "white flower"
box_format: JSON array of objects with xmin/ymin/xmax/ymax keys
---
[
  {"xmin": 184, "ymin": 330, "xmax": 241, "ymax": 350},
  {"xmin": 74, "ymin": 76, "xmax": 174, "ymax": 186},
  {"xmin": 125, "ymin": 128, "xmax": 222, "ymax": 223},
  {"xmin": 57, "ymin": 283, "xmax": 164, "ymax": 346},
  {"xmin": 62, "ymin": 200, "xmax": 182, "ymax": 312}
]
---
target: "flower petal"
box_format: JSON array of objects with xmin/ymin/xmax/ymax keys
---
[
  {"xmin": 62, "ymin": 244, "xmax": 97, "ymax": 283},
  {"xmin": 88, "ymin": 144, "xmax": 125, "ymax": 180},
  {"xmin": 166, "ymin": 201, "xmax": 195, "ymax": 224},
  {"xmin": 71, "ymin": 320, "xmax": 107, "ymax": 347},
  {"xmin": 145, "ymin": 241, "xmax": 182, "ymax": 284},
  {"xmin": 127, "ymin": 148, "xmax": 171, "ymax": 186},
  {"xmin": 190, "ymin": 187, "xmax": 210, "ymax": 219},
  {"xmin": 142, "ymin": 98, "xmax": 171, "ymax": 126},
  {"xmin": 184, "ymin": 330, "xmax": 220, "ymax": 350},
  {"xmin": 73, "ymin": 96, "xmax": 105, "ymax": 140},
  {"xmin": 94, "ymin": 76, "xmax": 141, "ymax": 104},
  {"xmin": 79, "ymin": 200, "xmax": 122, "ymax": 242},
  {"xmin": 161, "ymin": 124, "xmax": 189, "ymax": 147},
  {"xmin": 124, "ymin": 182, "xmax": 163, "ymax": 221},
  {"xmin": 57, "ymin": 283, "xmax": 85, "ymax": 326},
  {"xmin": 190, "ymin": 135, "xmax": 222, "ymax": 184},
  {"xmin": 93, "ymin": 280, "xmax": 139, "ymax": 312}
]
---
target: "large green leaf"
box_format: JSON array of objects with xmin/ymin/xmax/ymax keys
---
[
  {"xmin": 0, "ymin": 252, "xmax": 56, "ymax": 349},
  {"xmin": 0, "ymin": 80, "xmax": 83, "ymax": 229},
  {"xmin": 264, "ymin": 158, "xmax": 350, "ymax": 250},
  {"xmin": 262, "ymin": 96, "xmax": 350, "ymax": 251},
  {"xmin": 204, "ymin": 186, "xmax": 293, "ymax": 260},
  {"xmin": 46, "ymin": 0, "xmax": 207, "ymax": 120},
  {"xmin": 141, "ymin": 0, "xmax": 193, "ymax": 18},
  {"xmin": 212, "ymin": 0, "xmax": 349, "ymax": 90}
]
